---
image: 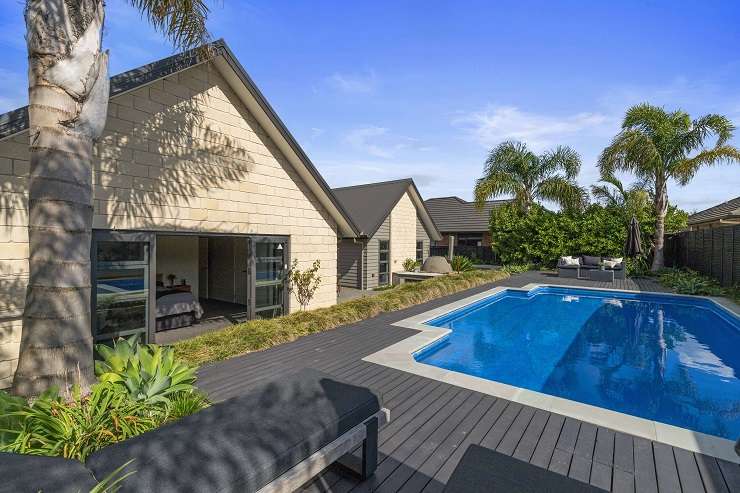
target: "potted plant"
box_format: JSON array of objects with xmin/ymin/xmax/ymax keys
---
[{"xmin": 167, "ymin": 273, "xmax": 176, "ymax": 287}]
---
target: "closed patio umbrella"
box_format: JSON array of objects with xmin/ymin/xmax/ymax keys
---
[{"xmin": 624, "ymin": 216, "xmax": 643, "ymax": 257}]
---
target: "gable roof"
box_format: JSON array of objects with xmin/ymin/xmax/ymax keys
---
[
  {"xmin": 424, "ymin": 196, "xmax": 510, "ymax": 233},
  {"xmin": 332, "ymin": 178, "xmax": 441, "ymax": 240},
  {"xmin": 0, "ymin": 39, "xmax": 360, "ymax": 238},
  {"xmin": 688, "ymin": 196, "xmax": 740, "ymax": 225}
]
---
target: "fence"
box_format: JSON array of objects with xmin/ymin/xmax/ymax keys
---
[
  {"xmin": 430, "ymin": 245, "xmax": 499, "ymax": 265},
  {"xmin": 664, "ymin": 225, "xmax": 740, "ymax": 287}
]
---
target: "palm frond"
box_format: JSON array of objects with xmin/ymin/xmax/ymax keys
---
[
  {"xmin": 623, "ymin": 103, "xmax": 669, "ymax": 132},
  {"xmin": 598, "ymin": 129, "xmax": 661, "ymax": 180},
  {"xmin": 473, "ymin": 172, "xmax": 521, "ymax": 209},
  {"xmin": 539, "ymin": 145, "xmax": 582, "ymax": 180},
  {"xmin": 127, "ymin": 0, "xmax": 211, "ymax": 50},
  {"xmin": 536, "ymin": 175, "xmax": 587, "ymax": 212},
  {"xmin": 681, "ymin": 114, "xmax": 736, "ymax": 152},
  {"xmin": 672, "ymin": 145, "xmax": 740, "ymax": 185},
  {"xmin": 590, "ymin": 183, "xmax": 621, "ymax": 207}
]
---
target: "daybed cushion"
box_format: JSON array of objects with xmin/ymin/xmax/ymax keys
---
[
  {"xmin": 559, "ymin": 256, "xmax": 580, "ymax": 267},
  {"xmin": 86, "ymin": 368, "xmax": 382, "ymax": 493},
  {"xmin": 444, "ymin": 445, "xmax": 607, "ymax": 492},
  {"xmin": 581, "ymin": 255, "xmax": 602, "ymax": 267},
  {"xmin": 0, "ymin": 452, "xmax": 98, "ymax": 493}
]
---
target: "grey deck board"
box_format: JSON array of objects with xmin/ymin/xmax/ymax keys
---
[
  {"xmin": 194, "ymin": 271, "xmax": 724, "ymax": 492},
  {"xmin": 694, "ymin": 454, "xmax": 729, "ymax": 493}
]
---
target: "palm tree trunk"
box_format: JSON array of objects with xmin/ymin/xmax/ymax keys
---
[
  {"xmin": 650, "ymin": 178, "xmax": 668, "ymax": 272},
  {"xmin": 13, "ymin": 0, "xmax": 109, "ymax": 396}
]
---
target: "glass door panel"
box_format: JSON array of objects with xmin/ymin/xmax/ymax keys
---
[
  {"xmin": 93, "ymin": 239, "xmax": 151, "ymax": 342},
  {"xmin": 254, "ymin": 238, "xmax": 286, "ymax": 318}
]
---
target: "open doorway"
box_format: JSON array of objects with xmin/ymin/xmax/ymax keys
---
[{"xmin": 155, "ymin": 235, "xmax": 250, "ymax": 342}]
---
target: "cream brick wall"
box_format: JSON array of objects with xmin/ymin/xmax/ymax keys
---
[
  {"xmin": 0, "ymin": 61, "xmax": 339, "ymax": 388},
  {"xmin": 390, "ymin": 191, "xmax": 417, "ymax": 273}
]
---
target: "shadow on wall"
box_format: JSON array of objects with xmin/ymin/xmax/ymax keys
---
[{"xmin": 96, "ymin": 66, "xmax": 253, "ymax": 228}]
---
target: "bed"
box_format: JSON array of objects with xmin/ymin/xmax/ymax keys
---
[{"xmin": 155, "ymin": 287, "xmax": 204, "ymax": 331}]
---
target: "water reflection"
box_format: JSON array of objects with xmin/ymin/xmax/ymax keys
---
[{"xmin": 419, "ymin": 289, "xmax": 740, "ymax": 439}]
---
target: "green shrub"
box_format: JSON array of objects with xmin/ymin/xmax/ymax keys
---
[
  {"xmin": 657, "ymin": 269, "xmax": 724, "ymax": 296},
  {"xmin": 402, "ymin": 258, "xmax": 420, "ymax": 271},
  {"xmin": 489, "ymin": 203, "xmax": 688, "ymax": 266},
  {"xmin": 501, "ymin": 263, "xmax": 535, "ymax": 274},
  {"xmin": 95, "ymin": 335, "xmax": 198, "ymax": 405},
  {"xmin": 1, "ymin": 384, "xmax": 165, "ymax": 461},
  {"xmin": 450, "ymin": 256, "xmax": 474, "ymax": 273},
  {"xmin": 174, "ymin": 269, "xmax": 510, "ymax": 366}
]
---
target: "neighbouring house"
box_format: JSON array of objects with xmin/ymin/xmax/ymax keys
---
[
  {"xmin": 424, "ymin": 196, "xmax": 510, "ymax": 247},
  {"xmin": 687, "ymin": 196, "xmax": 740, "ymax": 230},
  {"xmin": 333, "ymin": 179, "xmax": 441, "ymax": 290},
  {"xmin": 0, "ymin": 40, "xmax": 361, "ymax": 388}
]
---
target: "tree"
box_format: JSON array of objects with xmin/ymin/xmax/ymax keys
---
[
  {"xmin": 287, "ymin": 259, "xmax": 322, "ymax": 311},
  {"xmin": 14, "ymin": 0, "xmax": 211, "ymax": 396},
  {"xmin": 590, "ymin": 174, "xmax": 650, "ymax": 223},
  {"xmin": 598, "ymin": 103, "xmax": 740, "ymax": 271},
  {"xmin": 474, "ymin": 140, "xmax": 587, "ymax": 213}
]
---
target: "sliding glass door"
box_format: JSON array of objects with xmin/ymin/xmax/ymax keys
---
[
  {"xmin": 253, "ymin": 237, "xmax": 288, "ymax": 318},
  {"xmin": 91, "ymin": 231, "xmax": 155, "ymax": 343}
]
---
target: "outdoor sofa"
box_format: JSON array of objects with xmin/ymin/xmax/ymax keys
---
[
  {"xmin": 557, "ymin": 255, "xmax": 626, "ymax": 280},
  {"xmin": 0, "ymin": 368, "xmax": 389, "ymax": 493},
  {"xmin": 443, "ymin": 444, "xmax": 607, "ymax": 492}
]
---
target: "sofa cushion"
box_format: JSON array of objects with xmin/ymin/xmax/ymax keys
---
[
  {"xmin": 603, "ymin": 259, "xmax": 620, "ymax": 269},
  {"xmin": 0, "ymin": 452, "xmax": 98, "ymax": 493},
  {"xmin": 86, "ymin": 368, "xmax": 382, "ymax": 493},
  {"xmin": 559, "ymin": 256, "xmax": 580, "ymax": 267},
  {"xmin": 581, "ymin": 255, "xmax": 602, "ymax": 267}
]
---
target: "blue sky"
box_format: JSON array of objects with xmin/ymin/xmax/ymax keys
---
[{"xmin": 1, "ymin": 1, "xmax": 738, "ymax": 211}]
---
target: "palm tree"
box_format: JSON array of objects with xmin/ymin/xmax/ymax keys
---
[
  {"xmin": 599, "ymin": 103, "xmax": 740, "ymax": 272},
  {"xmin": 14, "ymin": 0, "xmax": 211, "ymax": 396},
  {"xmin": 474, "ymin": 140, "xmax": 587, "ymax": 213},
  {"xmin": 591, "ymin": 174, "xmax": 650, "ymax": 219}
]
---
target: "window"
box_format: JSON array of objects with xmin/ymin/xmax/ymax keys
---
[
  {"xmin": 378, "ymin": 240, "xmax": 390, "ymax": 285},
  {"xmin": 254, "ymin": 239, "xmax": 286, "ymax": 318},
  {"xmin": 457, "ymin": 234, "xmax": 483, "ymax": 247},
  {"xmin": 416, "ymin": 241, "xmax": 424, "ymax": 261},
  {"xmin": 92, "ymin": 234, "xmax": 153, "ymax": 343}
]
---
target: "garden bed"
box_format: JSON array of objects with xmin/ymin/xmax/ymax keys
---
[{"xmin": 173, "ymin": 269, "xmax": 510, "ymax": 366}]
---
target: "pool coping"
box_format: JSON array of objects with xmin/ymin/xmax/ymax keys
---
[{"xmin": 363, "ymin": 283, "xmax": 740, "ymax": 464}]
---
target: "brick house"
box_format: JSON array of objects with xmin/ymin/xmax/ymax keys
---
[{"xmin": 0, "ymin": 40, "xmax": 360, "ymax": 388}]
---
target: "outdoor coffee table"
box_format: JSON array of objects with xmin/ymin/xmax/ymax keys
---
[{"xmin": 588, "ymin": 269, "xmax": 614, "ymax": 282}]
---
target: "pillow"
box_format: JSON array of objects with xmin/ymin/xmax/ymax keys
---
[
  {"xmin": 582, "ymin": 255, "xmax": 601, "ymax": 266},
  {"xmin": 560, "ymin": 256, "xmax": 580, "ymax": 267},
  {"xmin": 606, "ymin": 257, "xmax": 623, "ymax": 264},
  {"xmin": 603, "ymin": 259, "xmax": 619, "ymax": 269}
]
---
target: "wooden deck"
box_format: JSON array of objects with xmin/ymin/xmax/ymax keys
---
[{"xmin": 197, "ymin": 271, "xmax": 740, "ymax": 493}]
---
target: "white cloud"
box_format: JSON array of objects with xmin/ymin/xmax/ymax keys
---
[
  {"xmin": 455, "ymin": 105, "xmax": 613, "ymax": 150},
  {"xmin": 326, "ymin": 71, "xmax": 378, "ymax": 94},
  {"xmin": 344, "ymin": 126, "xmax": 395, "ymax": 158}
]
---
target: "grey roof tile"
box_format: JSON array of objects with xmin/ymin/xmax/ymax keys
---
[{"xmin": 424, "ymin": 196, "xmax": 510, "ymax": 233}]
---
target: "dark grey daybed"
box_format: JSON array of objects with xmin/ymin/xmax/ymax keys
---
[
  {"xmin": 0, "ymin": 368, "xmax": 388, "ymax": 493},
  {"xmin": 443, "ymin": 445, "xmax": 607, "ymax": 492},
  {"xmin": 557, "ymin": 255, "xmax": 626, "ymax": 280}
]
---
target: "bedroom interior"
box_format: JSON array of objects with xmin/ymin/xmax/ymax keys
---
[
  {"xmin": 92, "ymin": 232, "xmax": 289, "ymax": 346},
  {"xmin": 155, "ymin": 235, "xmax": 250, "ymax": 336}
]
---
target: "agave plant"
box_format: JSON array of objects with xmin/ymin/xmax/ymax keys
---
[{"xmin": 95, "ymin": 335, "xmax": 198, "ymax": 405}]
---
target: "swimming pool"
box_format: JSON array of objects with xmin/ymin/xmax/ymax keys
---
[{"xmin": 414, "ymin": 286, "xmax": 740, "ymax": 441}]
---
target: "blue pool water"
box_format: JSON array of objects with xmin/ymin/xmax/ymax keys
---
[{"xmin": 415, "ymin": 287, "xmax": 740, "ymax": 440}]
